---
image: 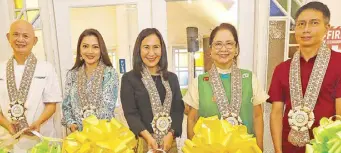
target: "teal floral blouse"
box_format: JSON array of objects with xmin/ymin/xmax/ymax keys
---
[{"xmin": 62, "ymin": 66, "xmax": 119, "ymax": 130}]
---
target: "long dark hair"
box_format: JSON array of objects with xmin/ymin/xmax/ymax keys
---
[
  {"xmin": 209, "ymin": 23, "xmax": 240, "ymax": 60},
  {"xmin": 71, "ymin": 28, "xmax": 112, "ymax": 70},
  {"xmin": 132, "ymin": 28, "xmax": 169, "ymax": 80}
]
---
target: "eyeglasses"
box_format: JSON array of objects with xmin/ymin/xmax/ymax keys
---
[{"xmin": 212, "ymin": 41, "xmax": 236, "ymax": 50}]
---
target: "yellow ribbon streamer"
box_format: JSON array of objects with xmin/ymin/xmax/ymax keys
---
[
  {"xmin": 306, "ymin": 115, "xmax": 341, "ymax": 153},
  {"xmin": 182, "ymin": 116, "xmax": 262, "ymax": 153},
  {"xmin": 63, "ymin": 115, "xmax": 137, "ymax": 153},
  {"xmin": 0, "ymin": 148, "xmax": 9, "ymax": 153}
]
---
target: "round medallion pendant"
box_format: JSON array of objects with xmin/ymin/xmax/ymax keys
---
[
  {"xmin": 11, "ymin": 104, "xmax": 25, "ymax": 118},
  {"xmin": 83, "ymin": 109, "xmax": 95, "ymax": 119},
  {"xmin": 226, "ymin": 117, "xmax": 238, "ymax": 125},
  {"xmin": 156, "ymin": 116, "xmax": 170, "ymax": 132},
  {"xmin": 152, "ymin": 112, "xmax": 172, "ymax": 135},
  {"xmin": 222, "ymin": 112, "xmax": 243, "ymax": 125},
  {"xmin": 288, "ymin": 106, "xmax": 315, "ymax": 131}
]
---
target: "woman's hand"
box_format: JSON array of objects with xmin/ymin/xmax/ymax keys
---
[
  {"xmin": 69, "ymin": 124, "xmax": 78, "ymax": 132},
  {"xmin": 162, "ymin": 132, "xmax": 174, "ymax": 152}
]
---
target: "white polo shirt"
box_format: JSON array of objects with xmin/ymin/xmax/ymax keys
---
[{"xmin": 0, "ymin": 59, "xmax": 62, "ymax": 152}]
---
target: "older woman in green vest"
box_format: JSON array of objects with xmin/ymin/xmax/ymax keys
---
[{"xmin": 184, "ymin": 23, "xmax": 268, "ymax": 150}]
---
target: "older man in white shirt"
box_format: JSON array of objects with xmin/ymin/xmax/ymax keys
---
[{"xmin": 0, "ymin": 20, "xmax": 62, "ymax": 152}]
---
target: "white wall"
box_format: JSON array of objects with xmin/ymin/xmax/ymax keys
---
[
  {"xmin": 166, "ymin": 1, "xmax": 238, "ymax": 45},
  {"xmin": 70, "ymin": 6, "xmax": 118, "ymax": 51},
  {"xmin": 0, "ymin": 0, "xmax": 12, "ymax": 63},
  {"xmin": 69, "ymin": 5, "xmax": 139, "ymax": 71},
  {"xmin": 32, "ymin": 30, "xmax": 47, "ymax": 60}
]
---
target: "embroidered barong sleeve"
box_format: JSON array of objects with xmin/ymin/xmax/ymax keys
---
[
  {"xmin": 62, "ymin": 71, "xmax": 78, "ymax": 127},
  {"xmin": 102, "ymin": 68, "xmax": 119, "ymax": 119},
  {"xmin": 183, "ymin": 77, "xmax": 199, "ymax": 110},
  {"xmin": 42, "ymin": 63, "xmax": 62, "ymax": 103},
  {"xmin": 251, "ymin": 73, "xmax": 269, "ymax": 106},
  {"xmin": 121, "ymin": 73, "xmax": 146, "ymax": 136},
  {"xmin": 170, "ymin": 75, "xmax": 185, "ymax": 137}
]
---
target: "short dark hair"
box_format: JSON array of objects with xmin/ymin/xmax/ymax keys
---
[
  {"xmin": 72, "ymin": 28, "xmax": 112, "ymax": 70},
  {"xmin": 132, "ymin": 28, "xmax": 169, "ymax": 80},
  {"xmin": 295, "ymin": 1, "xmax": 330, "ymax": 24},
  {"xmin": 209, "ymin": 23, "xmax": 240, "ymax": 59}
]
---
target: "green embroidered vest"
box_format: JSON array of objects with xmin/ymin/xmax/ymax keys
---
[{"xmin": 198, "ymin": 69, "xmax": 254, "ymax": 134}]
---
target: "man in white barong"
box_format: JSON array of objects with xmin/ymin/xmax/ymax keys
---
[{"xmin": 0, "ymin": 20, "xmax": 62, "ymax": 152}]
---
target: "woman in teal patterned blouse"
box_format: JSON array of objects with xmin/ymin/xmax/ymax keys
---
[{"xmin": 62, "ymin": 29, "xmax": 119, "ymax": 132}]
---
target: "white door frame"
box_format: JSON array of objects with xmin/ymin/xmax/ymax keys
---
[
  {"xmin": 53, "ymin": 0, "xmax": 152, "ymax": 89},
  {"xmin": 238, "ymin": 0, "xmax": 256, "ymax": 71}
]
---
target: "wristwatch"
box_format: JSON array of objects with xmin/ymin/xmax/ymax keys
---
[{"xmin": 168, "ymin": 128, "xmax": 175, "ymax": 137}]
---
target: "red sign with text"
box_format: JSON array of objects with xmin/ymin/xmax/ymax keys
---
[{"xmin": 325, "ymin": 26, "xmax": 341, "ymax": 52}]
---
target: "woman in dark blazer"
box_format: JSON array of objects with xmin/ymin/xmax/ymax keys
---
[{"xmin": 120, "ymin": 28, "xmax": 184, "ymax": 153}]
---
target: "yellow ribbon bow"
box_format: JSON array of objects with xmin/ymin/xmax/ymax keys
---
[
  {"xmin": 182, "ymin": 116, "xmax": 262, "ymax": 153},
  {"xmin": 306, "ymin": 115, "xmax": 341, "ymax": 153},
  {"xmin": 63, "ymin": 115, "xmax": 137, "ymax": 153}
]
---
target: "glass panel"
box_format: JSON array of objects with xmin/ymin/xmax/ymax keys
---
[
  {"xmin": 291, "ymin": 0, "xmax": 300, "ymax": 19},
  {"xmin": 180, "ymin": 88, "xmax": 188, "ymax": 96},
  {"xmin": 27, "ymin": 10, "xmax": 39, "ymax": 23},
  {"xmin": 176, "ymin": 68, "xmax": 189, "ymax": 71},
  {"xmin": 15, "ymin": 11, "xmax": 25, "ymax": 20},
  {"xmin": 175, "ymin": 53, "xmax": 179, "ymax": 67},
  {"xmin": 290, "ymin": 22, "xmax": 295, "ymax": 31},
  {"xmin": 264, "ymin": 20, "xmax": 286, "ymax": 153},
  {"xmin": 276, "ymin": 0, "xmax": 288, "ymax": 11},
  {"xmin": 267, "ymin": 20, "xmax": 286, "ymax": 90},
  {"xmin": 288, "ymin": 46, "xmax": 299, "ymax": 59},
  {"xmin": 270, "ymin": 0, "xmax": 285, "ymax": 16},
  {"xmin": 194, "ymin": 51, "xmax": 203, "ymax": 67},
  {"xmin": 179, "ymin": 49, "xmax": 187, "ymax": 53},
  {"xmin": 26, "ymin": 0, "xmax": 39, "ymax": 8},
  {"xmin": 107, "ymin": 51, "xmax": 117, "ymax": 69},
  {"xmin": 69, "ymin": 5, "xmax": 138, "ymax": 70},
  {"xmin": 32, "ymin": 30, "xmax": 46, "ymax": 61},
  {"xmin": 14, "ymin": 0, "xmax": 23, "ymax": 9},
  {"xmin": 179, "ymin": 53, "xmax": 188, "ymax": 67},
  {"xmin": 179, "ymin": 71, "xmax": 189, "ymax": 87},
  {"xmin": 195, "ymin": 70, "xmax": 204, "ymax": 76},
  {"xmin": 167, "ymin": 0, "xmax": 238, "ymax": 71},
  {"xmin": 289, "ymin": 33, "xmax": 297, "ymax": 44},
  {"xmin": 32, "ymin": 15, "xmax": 42, "ymax": 29}
]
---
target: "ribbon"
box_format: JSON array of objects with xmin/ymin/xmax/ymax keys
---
[
  {"xmin": 0, "ymin": 148, "xmax": 9, "ymax": 153},
  {"xmin": 306, "ymin": 115, "xmax": 341, "ymax": 153},
  {"xmin": 0, "ymin": 128, "xmax": 62, "ymax": 153},
  {"xmin": 27, "ymin": 130, "xmax": 63, "ymax": 153},
  {"xmin": 182, "ymin": 116, "xmax": 262, "ymax": 153},
  {"xmin": 28, "ymin": 137, "xmax": 63, "ymax": 153},
  {"xmin": 63, "ymin": 115, "xmax": 137, "ymax": 153}
]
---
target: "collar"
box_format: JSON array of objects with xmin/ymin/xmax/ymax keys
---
[
  {"xmin": 300, "ymin": 55, "xmax": 317, "ymax": 63},
  {"xmin": 216, "ymin": 67, "xmax": 231, "ymax": 74}
]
